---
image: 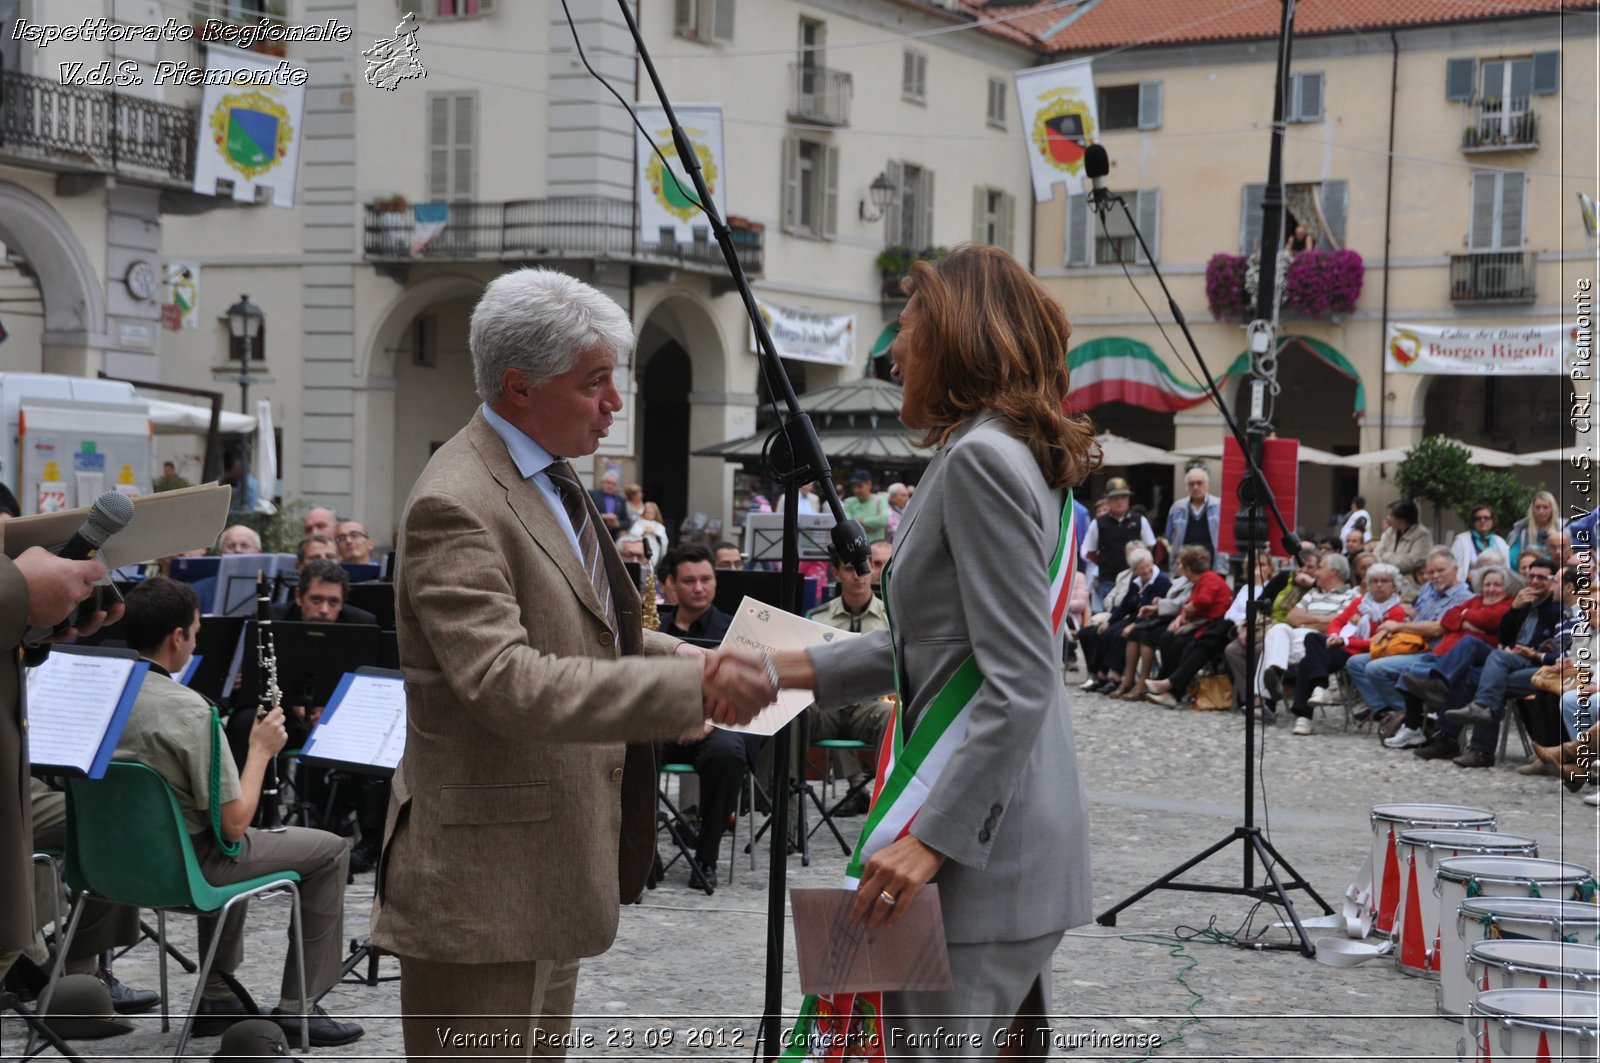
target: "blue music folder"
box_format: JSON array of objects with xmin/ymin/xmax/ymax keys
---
[{"xmin": 26, "ymin": 645, "xmax": 148, "ymax": 778}]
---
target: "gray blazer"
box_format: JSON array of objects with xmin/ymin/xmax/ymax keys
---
[{"xmin": 807, "ymin": 412, "xmax": 1093, "ymax": 944}]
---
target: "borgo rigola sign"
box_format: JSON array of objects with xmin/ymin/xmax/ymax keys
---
[
  {"xmin": 752, "ymin": 300, "xmax": 855, "ymax": 367},
  {"xmin": 1385, "ymin": 323, "xmax": 1579, "ymax": 376}
]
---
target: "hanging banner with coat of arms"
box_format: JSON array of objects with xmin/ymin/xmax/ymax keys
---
[
  {"xmin": 1385, "ymin": 322, "xmax": 1580, "ymax": 376},
  {"xmin": 192, "ymin": 47, "xmax": 307, "ymax": 208},
  {"xmin": 1014, "ymin": 58, "xmax": 1099, "ymax": 204},
  {"xmin": 635, "ymin": 105, "xmax": 727, "ymax": 245},
  {"xmin": 752, "ymin": 300, "xmax": 855, "ymax": 367}
]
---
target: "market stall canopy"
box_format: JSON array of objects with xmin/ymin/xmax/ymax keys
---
[
  {"xmin": 1094, "ymin": 433, "xmax": 1191, "ymax": 467},
  {"xmin": 1176, "ymin": 441, "xmax": 1353, "ymax": 466},
  {"xmin": 142, "ymin": 397, "xmax": 256, "ymax": 434},
  {"xmin": 694, "ymin": 377, "xmax": 933, "ymax": 463},
  {"xmin": 1338, "ymin": 437, "xmax": 1543, "ymax": 468}
]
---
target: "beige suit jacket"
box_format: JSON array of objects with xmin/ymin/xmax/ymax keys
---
[{"xmin": 370, "ymin": 410, "xmax": 704, "ymax": 963}]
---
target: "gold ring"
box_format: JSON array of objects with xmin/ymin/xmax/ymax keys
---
[{"xmin": 879, "ymin": 890, "xmax": 897, "ymax": 907}]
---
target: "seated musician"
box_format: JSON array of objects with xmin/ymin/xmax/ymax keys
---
[{"xmin": 268, "ymin": 560, "xmax": 376, "ymax": 626}]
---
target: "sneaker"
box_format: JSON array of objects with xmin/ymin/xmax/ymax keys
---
[
  {"xmin": 1292, "ymin": 716, "xmax": 1313, "ymax": 736},
  {"xmin": 1444, "ymin": 703, "xmax": 1496, "ymax": 726},
  {"xmin": 1079, "ymin": 678, "xmax": 1101, "ymax": 691},
  {"xmin": 1452, "ymin": 749, "xmax": 1495, "ymax": 768},
  {"xmin": 1384, "ymin": 725, "xmax": 1427, "ymax": 749},
  {"xmin": 1414, "ymin": 733, "xmax": 1460, "ymax": 760},
  {"xmin": 1308, "ymin": 683, "xmax": 1336, "ymax": 707}
]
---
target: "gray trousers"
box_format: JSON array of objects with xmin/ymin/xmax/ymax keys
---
[
  {"xmin": 193, "ymin": 824, "xmax": 348, "ymax": 1005},
  {"xmin": 885, "ymin": 929, "xmax": 1062, "ymax": 1060}
]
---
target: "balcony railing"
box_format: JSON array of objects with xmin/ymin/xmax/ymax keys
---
[
  {"xmin": 1461, "ymin": 96, "xmax": 1539, "ymax": 151},
  {"xmin": 362, "ymin": 196, "xmax": 763, "ymax": 277},
  {"xmin": 0, "ymin": 69, "xmax": 196, "ymax": 183},
  {"xmin": 1450, "ymin": 251, "xmax": 1536, "ymax": 303},
  {"xmin": 787, "ymin": 63, "xmax": 851, "ymax": 126}
]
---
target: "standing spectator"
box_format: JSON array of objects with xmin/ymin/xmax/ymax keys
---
[
  {"xmin": 1339, "ymin": 496, "xmax": 1372, "ymax": 543},
  {"xmin": 629, "ymin": 501, "xmax": 669, "ymax": 565},
  {"xmin": 587, "ymin": 471, "xmax": 627, "ymax": 538},
  {"xmin": 1451, "ymin": 505, "xmax": 1511, "ymax": 575},
  {"xmin": 622, "ymin": 482, "xmax": 645, "ymax": 528},
  {"xmin": 843, "ymin": 470, "xmax": 890, "ymax": 543},
  {"xmin": 1082, "ymin": 477, "xmax": 1156, "ymax": 601},
  {"xmin": 1507, "ymin": 490, "xmax": 1564, "ymax": 568},
  {"xmin": 301, "ymin": 506, "xmax": 336, "ymax": 540},
  {"xmin": 1164, "ymin": 466, "xmax": 1223, "ymax": 574},
  {"xmin": 1372, "ymin": 499, "xmax": 1433, "ymax": 601},
  {"xmin": 886, "ymin": 483, "xmax": 910, "ymax": 535},
  {"xmin": 1343, "ymin": 528, "xmax": 1367, "ymax": 569},
  {"xmin": 334, "ymin": 520, "xmax": 374, "ymax": 565}
]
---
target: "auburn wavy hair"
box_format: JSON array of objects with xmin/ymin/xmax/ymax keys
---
[{"xmin": 901, "ymin": 244, "xmax": 1101, "ymax": 490}]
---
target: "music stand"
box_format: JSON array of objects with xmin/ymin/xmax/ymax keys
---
[
  {"xmin": 713, "ymin": 571, "xmax": 820, "ymax": 616},
  {"xmin": 344, "ymin": 583, "xmax": 396, "ymax": 630},
  {"xmin": 340, "ymin": 562, "xmax": 382, "ymax": 583},
  {"xmin": 189, "ymin": 616, "xmax": 247, "ymax": 705},
  {"xmin": 168, "ymin": 556, "xmax": 220, "ymax": 584},
  {"xmin": 237, "ymin": 622, "xmax": 384, "ymax": 711}
]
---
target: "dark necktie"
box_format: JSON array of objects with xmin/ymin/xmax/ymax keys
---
[{"xmin": 545, "ymin": 460, "xmax": 616, "ymax": 630}]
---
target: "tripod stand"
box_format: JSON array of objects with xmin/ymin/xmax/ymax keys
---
[{"xmin": 1091, "ymin": 0, "xmax": 1333, "ymax": 957}]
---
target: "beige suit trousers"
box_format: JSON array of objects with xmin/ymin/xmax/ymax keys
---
[{"xmin": 400, "ymin": 955, "xmax": 580, "ymax": 1060}]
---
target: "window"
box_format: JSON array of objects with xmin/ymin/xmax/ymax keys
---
[
  {"xmin": 1287, "ymin": 72, "xmax": 1323, "ymax": 122},
  {"xmin": 675, "ymin": 0, "xmax": 734, "ymax": 44},
  {"xmin": 1239, "ymin": 180, "xmax": 1348, "ymax": 254},
  {"xmin": 1469, "ymin": 171, "xmax": 1526, "ymax": 251},
  {"xmin": 399, "ymin": 0, "xmax": 495, "ymax": 18},
  {"xmin": 903, "ymin": 50, "xmax": 928, "ymax": 103},
  {"xmin": 782, "ymin": 135, "xmax": 838, "ymax": 239},
  {"xmin": 1447, "ymin": 52, "xmax": 1559, "ymax": 100},
  {"xmin": 972, "ymin": 187, "xmax": 1015, "ymax": 251},
  {"xmin": 426, "ymin": 92, "xmax": 476, "ymax": 201},
  {"xmin": 885, "ymin": 161, "xmax": 934, "ymax": 248},
  {"xmin": 986, "ymin": 77, "xmax": 1007, "ymax": 129},
  {"xmin": 1096, "ymin": 82, "xmax": 1162, "ymax": 131},
  {"xmin": 1065, "ymin": 189, "xmax": 1160, "ymax": 266}
]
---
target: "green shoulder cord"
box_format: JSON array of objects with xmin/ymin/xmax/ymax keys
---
[{"xmin": 208, "ymin": 708, "xmax": 242, "ymax": 858}]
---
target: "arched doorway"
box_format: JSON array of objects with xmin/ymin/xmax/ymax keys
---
[
  {"xmin": 639, "ymin": 343, "xmax": 692, "ymax": 533},
  {"xmin": 0, "ymin": 182, "xmax": 105, "ymax": 375},
  {"xmin": 391, "ymin": 295, "xmax": 481, "ymax": 513},
  {"xmin": 1421, "ymin": 375, "xmax": 1573, "ymax": 518},
  {"xmin": 1232, "ymin": 338, "xmax": 1362, "ymax": 535}
]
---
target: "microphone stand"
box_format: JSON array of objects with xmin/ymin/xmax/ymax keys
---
[
  {"xmin": 613, "ymin": 4, "xmax": 871, "ymax": 1056},
  {"xmin": 1091, "ymin": 0, "xmax": 1331, "ymax": 957}
]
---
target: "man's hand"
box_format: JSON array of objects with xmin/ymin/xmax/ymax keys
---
[
  {"xmin": 1513, "ymin": 587, "xmax": 1539, "ymax": 608},
  {"xmin": 1376, "ymin": 620, "xmax": 1401, "ymax": 638},
  {"xmin": 1326, "ymin": 635, "xmax": 1344, "ymax": 650},
  {"xmin": 701, "ymin": 648, "xmax": 777, "ymax": 727},
  {"xmin": 1510, "ymin": 644, "xmax": 1541, "ymax": 660},
  {"xmin": 1137, "ymin": 604, "xmax": 1157, "ymax": 617},
  {"xmin": 600, "ymin": 511, "xmax": 620, "ymax": 529},
  {"xmin": 250, "ymin": 706, "xmax": 288, "ymax": 756},
  {"xmin": 13, "ymin": 547, "xmax": 105, "ymax": 627},
  {"xmin": 1166, "ymin": 618, "xmax": 1182, "ymax": 634}
]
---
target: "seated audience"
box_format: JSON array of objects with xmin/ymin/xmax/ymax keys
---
[
  {"xmin": 1258, "ymin": 552, "xmax": 1359, "ymax": 730},
  {"xmin": 1507, "ymin": 490, "xmax": 1564, "ymax": 568},
  {"xmin": 1143, "ymin": 546, "xmax": 1232, "ymax": 707},
  {"xmin": 1115, "ymin": 551, "xmax": 1200, "ymax": 700},
  {"xmin": 1288, "ymin": 562, "xmax": 1406, "ymax": 731},
  {"xmin": 1347, "ymin": 547, "xmax": 1472, "ymax": 726},
  {"xmin": 1451, "ymin": 505, "xmax": 1510, "ymax": 576},
  {"xmin": 1079, "ymin": 546, "xmax": 1165, "ymax": 694}
]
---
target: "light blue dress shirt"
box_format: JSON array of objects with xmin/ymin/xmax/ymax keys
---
[{"xmin": 480, "ymin": 403, "xmax": 583, "ymax": 563}]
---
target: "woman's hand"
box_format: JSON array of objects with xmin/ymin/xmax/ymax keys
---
[
  {"xmin": 1325, "ymin": 635, "xmax": 1343, "ymax": 650},
  {"xmin": 850, "ymin": 834, "xmax": 946, "ymax": 929}
]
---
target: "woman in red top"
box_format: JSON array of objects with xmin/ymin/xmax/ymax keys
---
[
  {"xmin": 1143, "ymin": 547, "xmax": 1233, "ymax": 707},
  {"xmin": 1393, "ymin": 565, "xmax": 1516, "ymax": 755},
  {"xmin": 1290, "ymin": 562, "xmax": 1408, "ymax": 725}
]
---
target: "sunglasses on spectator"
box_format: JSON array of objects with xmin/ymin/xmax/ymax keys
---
[{"xmin": 1473, "ymin": 514, "xmax": 1495, "ymax": 522}]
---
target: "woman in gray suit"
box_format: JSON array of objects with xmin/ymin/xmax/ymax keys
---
[{"xmin": 775, "ymin": 244, "xmax": 1100, "ymax": 1059}]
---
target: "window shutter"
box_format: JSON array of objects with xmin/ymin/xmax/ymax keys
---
[
  {"xmin": 972, "ymin": 186, "xmax": 987, "ymax": 244},
  {"xmin": 1000, "ymin": 192, "xmax": 1015, "ymax": 253},
  {"xmin": 1066, "ymin": 193, "xmax": 1088, "ymax": 266},
  {"xmin": 709, "ymin": 0, "xmax": 735, "ymax": 43},
  {"xmin": 823, "ymin": 145, "xmax": 840, "ymax": 239},
  {"xmin": 1499, "ymin": 172, "xmax": 1525, "ymax": 249},
  {"xmin": 452, "ymin": 94, "xmax": 475, "ymax": 200},
  {"xmin": 884, "ymin": 160, "xmax": 904, "ymax": 245},
  {"xmin": 1469, "ymin": 172, "xmax": 1496, "ymax": 250},
  {"xmin": 1138, "ymin": 81, "xmax": 1163, "ymax": 130},
  {"xmin": 1531, "ymin": 50, "xmax": 1560, "ymax": 95},
  {"xmin": 781, "ymin": 135, "xmax": 800, "ymax": 231},
  {"xmin": 1135, "ymin": 188, "xmax": 1160, "ymax": 264},
  {"xmin": 427, "ymin": 95, "xmax": 450, "ymax": 200},
  {"xmin": 675, "ymin": 0, "xmax": 694, "ymax": 36},
  {"xmin": 918, "ymin": 169, "xmax": 935, "ymax": 249},
  {"xmin": 1446, "ymin": 57, "xmax": 1476, "ymax": 101},
  {"xmin": 1321, "ymin": 179, "xmax": 1348, "ymax": 249},
  {"xmin": 1297, "ymin": 73, "xmax": 1323, "ymax": 121},
  {"xmin": 1241, "ymin": 183, "xmax": 1265, "ymax": 255}
]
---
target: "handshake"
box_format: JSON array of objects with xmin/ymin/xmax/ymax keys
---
[{"xmin": 677, "ymin": 644, "xmax": 780, "ymax": 728}]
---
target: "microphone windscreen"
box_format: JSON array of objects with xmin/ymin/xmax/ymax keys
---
[
  {"xmin": 1084, "ymin": 143, "xmax": 1110, "ymax": 180},
  {"xmin": 83, "ymin": 491, "xmax": 135, "ymax": 546}
]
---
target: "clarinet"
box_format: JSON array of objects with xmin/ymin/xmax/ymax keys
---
[{"xmin": 255, "ymin": 572, "xmax": 287, "ymax": 832}]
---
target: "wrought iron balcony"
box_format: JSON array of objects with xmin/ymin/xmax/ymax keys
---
[
  {"xmin": 362, "ymin": 196, "xmax": 763, "ymax": 279},
  {"xmin": 1460, "ymin": 96, "xmax": 1539, "ymax": 151},
  {"xmin": 1450, "ymin": 251, "xmax": 1536, "ymax": 304},
  {"xmin": 0, "ymin": 69, "xmax": 196, "ymax": 184},
  {"xmin": 787, "ymin": 63, "xmax": 852, "ymax": 126}
]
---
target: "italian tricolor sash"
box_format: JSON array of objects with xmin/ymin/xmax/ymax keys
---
[{"xmin": 780, "ymin": 491, "xmax": 1077, "ymax": 1062}]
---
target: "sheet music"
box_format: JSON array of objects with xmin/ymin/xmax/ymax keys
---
[
  {"xmin": 715, "ymin": 595, "xmax": 859, "ymax": 736},
  {"xmin": 790, "ymin": 886, "xmax": 954, "ymax": 994},
  {"xmin": 303, "ymin": 674, "xmax": 407, "ymax": 770},
  {"xmin": 0, "ymin": 483, "xmax": 231, "ymax": 575},
  {"xmin": 26, "ymin": 654, "xmax": 138, "ymax": 774}
]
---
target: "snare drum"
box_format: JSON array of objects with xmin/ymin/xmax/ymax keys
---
[
  {"xmin": 1369, "ymin": 803, "xmax": 1495, "ymax": 937},
  {"xmin": 1453, "ymin": 898, "xmax": 1600, "ymax": 1033},
  {"xmin": 1435, "ymin": 856, "xmax": 1598, "ymax": 1017},
  {"xmin": 1468, "ymin": 940, "xmax": 1600, "ymax": 1001},
  {"xmin": 1465, "ymin": 988, "xmax": 1599, "ymax": 1062},
  {"xmin": 1394, "ymin": 829, "xmax": 1538, "ymax": 978}
]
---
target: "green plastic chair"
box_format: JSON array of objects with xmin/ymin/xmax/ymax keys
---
[
  {"xmin": 808, "ymin": 738, "xmax": 873, "ymax": 853},
  {"xmin": 35, "ymin": 762, "xmax": 308, "ymax": 1061}
]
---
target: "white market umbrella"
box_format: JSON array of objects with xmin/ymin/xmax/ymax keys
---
[
  {"xmin": 1094, "ymin": 433, "xmax": 1191, "ymax": 467},
  {"xmin": 1175, "ymin": 441, "xmax": 1353, "ymax": 467},
  {"xmin": 142, "ymin": 396, "xmax": 256, "ymax": 434},
  {"xmin": 1340, "ymin": 437, "xmax": 1542, "ymax": 468}
]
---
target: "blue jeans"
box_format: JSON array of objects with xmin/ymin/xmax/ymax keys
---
[
  {"xmin": 1472, "ymin": 650, "xmax": 1535, "ymax": 711},
  {"xmin": 1346, "ymin": 652, "xmax": 1424, "ymax": 713},
  {"xmin": 1426, "ymin": 638, "xmax": 1494, "ymax": 690}
]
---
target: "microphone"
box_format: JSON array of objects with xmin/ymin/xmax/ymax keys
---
[
  {"xmin": 1084, "ymin": 143, "xmax": 1111, "ymax": 211},
  {"xmin": 26, "ymin": 492, "xmax": 135, "ymax": 643}
]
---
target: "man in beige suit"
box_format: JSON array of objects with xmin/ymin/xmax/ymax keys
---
[{"xmin": 370, "ymin": 268, "xmax": 773, "ymax": 1060}]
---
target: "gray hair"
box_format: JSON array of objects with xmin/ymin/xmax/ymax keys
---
[
  {"xmin": 1127, "ymin": 548, "xmax": 1153, "ymax": 569},
  {"xmin": 1320, "ymin": 552, "xmax": 1350, "ymax": 581},
  {"xmin": 1427, "ymin": 545, "xmax": 1457, "ymax": 565},
  {"xmin": 470, "ymin": 267, "xmax": 635, "ymax": 403},
  {"xmin": 1365, "ymin": 562, "xmax": 1401, "ymax": 585},
  {"xmin": 1473, "ymin": 548, "xmax": 1506, "ymax": 569},
  {"xmin": 1471, "ymin": 564, "xmax": 1518, "ymax": 594}
]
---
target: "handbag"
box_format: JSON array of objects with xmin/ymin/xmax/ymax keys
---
[
  {"xmin": 1370, "ymin": 631, "xmax": 1427, "ymax": 659},
  {"xmin": 1531, "ymin": 664, "xmax": 1581, "ymax": 695},
  {"xmin": 1190, "ymin": 674, "xmax": 1233, "ymax": 711}
]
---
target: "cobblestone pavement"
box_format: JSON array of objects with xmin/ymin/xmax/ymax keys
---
[{"xmin": 9, "ymin": 673, "xmax": 1598, "ymax": 1060}]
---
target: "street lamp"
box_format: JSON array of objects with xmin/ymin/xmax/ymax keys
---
[
  {"xmin": 859, "ymin": 171, "xmax": 897, "ymax": 222},
  {"xmin": 226, "ymin": 294, "xmax": 264, "ymax": 510}
]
